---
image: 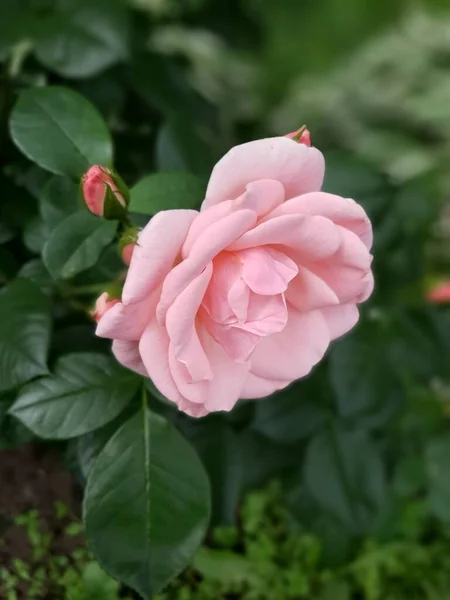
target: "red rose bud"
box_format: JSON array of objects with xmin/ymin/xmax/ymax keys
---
[
  {"xmin": 122, "ymin": 244, "xmax": 135, "ymax": 266},
  {"xmin": 119, "ymin": 226, "xmax": 139, "ymax": 266},
  {"xmin": 286, "ymin": 125, "xmax": 311, "ymax": 147},
  {"xmin": 91, "ymin": 292, "xmax": 120, "ymax": 323},
  {"xmin": 82, "ymin": 166, "xmax": 129, "ymax": 220},
  {"xmin": 427, "ymin": 281, "xmax": 450, "ymax": 304}
]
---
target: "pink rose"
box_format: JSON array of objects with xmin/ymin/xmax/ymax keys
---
[
  {"xmin": 96, "ymin": 136, "xmax": 373, "ymax": 417},
  {"xmin": 82, "ymin": 165, "xmax": 127, "ymax": 217}
]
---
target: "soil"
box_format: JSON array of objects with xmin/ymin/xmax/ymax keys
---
[{"xmin": 0, "ymin": 443, "xmax": 83, "ymax": 597}]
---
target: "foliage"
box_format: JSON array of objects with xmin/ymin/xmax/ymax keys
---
[
  {"xmin": 156, "ymin": 483, "xmax": 450, "ymax": 600},
  {"xmin": 0, "ymin": 504, "xmax": 131, "ymax": 600},
  {"xmin": 0, "ymin": 0, "xmax": 450, "ymax": 598}
]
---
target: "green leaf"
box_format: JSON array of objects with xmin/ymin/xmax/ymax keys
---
[
  {"xmin": 10, "ymin": 86, "xmax": 113, "ymax": 179},
  {"xmin": 10, "ymin": 353, "xmax": 140, "ymax": 440},
  {"xmin": 181, "ymin": 415, "xmax": 242, "ymax": 526},
  {"xmin": 34, "ymin": 0, "xmax": 129, "ymax": 79},
  {"xmin": 156, "ymin": 117, "xmax": 218, "ymax": 178},
  {"xmin": 0, "ymin": 279, "xmax": 50, "ymax": 393},
  {"xmin": 40, "ymin": 176, "xmax": 81, "ymax": 230},
  {"xmin": 252, "ymin": 382, "xmax": 328, "ymax": 444},
  {"xmin": 304, "ymin": 424, "xmax": 388, "ymax": 535},
  {"xmin": 18, "ymin": 260, "xmax": 53, "ymax": 293},
  {"xmin": 23, "ymin": 216, "xmax": 48, "ymax": 254},
  {"xmin": 329, "ymin": 321, "xmax": 403, "ymax": 429},
  {"xmin": 192, "ymin": 548, "xmax": 260, "ymax": 586},
  {"xmin": 130, "ymin": 172, "xmax": 205, "ymax": 214},
  {"xmin": 426, "ymin": 435, "xmax": 450, "ymax": 523},
  {"xmin": 43, "ymin": 211, "xmax": 117, "ymax": 280},
  {"xmin": 84, "ymin": 409, "xmax": 210, "ymax": 599}
]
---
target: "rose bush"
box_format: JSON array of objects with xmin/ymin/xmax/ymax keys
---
[{"xmin": 96, "ymin": 136, "xmax": 373, "ymax": 416}]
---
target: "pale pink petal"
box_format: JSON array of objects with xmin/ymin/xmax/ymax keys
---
[
  {"xmin": 203, "ymin": 137, "xmax": 325, "ymax": 209},
  {"xmin": 321, "ymin": 303, "xmax": 359, "ymax": 340},
  {"xmin": 201, "ymin": 331, "xmax": 249, "ymax": 412},
  {"xmin": 243, "ymin": 293, "xmax": 288, "ymax": 336},
  {"xmin": 184, "ymin": 180, "xmax": 285, "ymax": 257},
  {"xmin": 202, "ymin": 253, "xmax": 243, "ymax": 324},
  {"xmin": 122, "ymin": 210, "xmax": 197, "ymax": 305},
  {"xmin": 203, "ymin": 312, "xmax": 260, "ymax": 362},
  {"xmin": 112, "ymin": 340, "xmax": 148, "ymax": 376},
  {"xmin": 229, "ymin": 214, "xmax": 341, "ymax": 261},
  {"xmin": 232, "ymin": 179, "xmax": 285, "ymax": 217},
  {"xmin": 303, "ymin": 228, "xmax": 373, "ymax": 303},
  {"xmin": 157, "ymin": 209, "xmax": 257, "ymax": 323},
  {"xmin": 227, "ymin": 277, "xmax": 250, "ymax": 323},
  {"xmin": 178, "ymin": 400, "xmax": 209, "ymax": 418},
  {"xmin": 96, "ymin": 295, "xmax": 156, "ymax": 341},
  {"xmin": 139, "ymin": 320, "xmax": 185, "ymax": 406},
  {"xmin": 266, "ymin": 192, "xmax": 373, "ymax": 249},
  {"xmin": 166, "ymin": 264, "xmax": 213, "ymax": 382},
  {"xmin": 240, "ymin": 372, "xmax": 291, "ymax": 399},
  {"xmin": 249, "ymin": 308, "xmax": 330, "ymax": 381},
  {"xmin": 168, "ymin": 329, "xmax": 249, "ymax": 411},
  {"xmin": 241, "ymin": 247, "xmax": 298, "ymax": 295},
  {"xmin": 358, "ymin": 271, "xmax": 374, "ymax": 302},
  {"xmin": 286, "ymin": 267, "xmax": 339, "ymax": 311}
]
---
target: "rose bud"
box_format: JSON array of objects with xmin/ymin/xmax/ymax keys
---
[
  {"xmin": 427, "ymin": 281, "xmax": 450, "ymax": 304},
  {"xmin": 286, "ymin": 125, "xmax": 311, "ymax": 147},
  {"xmin": 91, "ymin": 292, "xmax": 120, "ymax": 323},
  {"xmin": 81, "ymin": 166, "xmax": 129, "ymax": 220},
  {"xmin": 119, "ymin": 226, "xmax": 140, "ymax": 266}
]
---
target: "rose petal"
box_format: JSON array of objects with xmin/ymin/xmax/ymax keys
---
[
  {"xmin": 96, "ymin": 295, "xmax": 156, "ymax": 341},
  {"xmin": 184, "ymin": 180, "xmax": 285, "ymax": 257},
  {"xmin": 240, "ymin": 372, "xmax": 291, "ymax": 399},
  {"xmin": 168, "ymin": 329, "xmax": 249, "ymax": 411},
  {"xmin": 321, "ymin": 303, "xmax": 359, "ymax": 340},
  {"xmin": 303, "ymin": 228, "xmax": 373, "ymax": 303},
  {"xmin": 249, "ymin": 308, "xmax": 330, "ymax": 381},
  {"xmin": 286, "ymin": 267, "xmax": 339, "ymax": 311},
  {"xmin": 122, "ymin": 210, "xmax": 197, "ymax": 305},
  {"xmin": 203, "ymin": 137, "xmax": 324, "ymax": 209},
  {"xmin": 241, "ymin": 247, "xmax": 298, "ymax": 295},
  {"xmin": 166, "ymin": 264, "xmax": 213, "ymax": 382},
  {"xmin": 112, "ymin": 339, "xmax": 148, "ymax": 376},
  {"xmin": 139, "ymin": 319, "xmax": 185, "ymax": 406},
  {"xmin": 229, "ymin": 214, "xmax": 341, "ymax": 261},
  {"xmin": 157, "ymin": 209, "xmax": 257, "ymax": 323},
  {"xmin": 266, "ymin": 191, "xmax": 373, "ymax": 249}
]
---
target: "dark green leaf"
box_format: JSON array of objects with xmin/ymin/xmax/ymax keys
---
[
  {"xmin": 10, "ymin": 87, "xmax": 113, "ymax": 179},
  {"xmin": 22, "ymin": 216, "xmax": 48, "ymax": 254},
  {"xmin": 181, "ymin": 415, "xmax": 242, "ymax": 526},
  {"xmin": 426, "ymin": 434, "xmax": 450, "ymax": 523},
  {"xmin": 34, "ymin": 0, "xmax": 129, "ymax": 79},
  {"xmin": 252, "ymin": 383, "xmax": 328, "ymax": 444},
  {"xmin": 130, "ymin": 172, "xmax": 205, "ymax": 214},
  {"xmin": 10, "ymin": 353, "xmax": 140, "ymax": 439},
  {"xmin": 84, "ymin": 409, "xmax": 210, "ymax": 599},
  {"xmin": 40, "ymin": 176, "xmax": 81, "ymax": 230},
  {"xmin": 18, "ymin": 260, "xmax": 53, "ymax": 293},
  {"xmin": 330, "ymin": 321, "xmax": 403, "ymax": 429},
  {"xmin": 0, "ymin": 279, "xmax": 50, "ymax": 393},
  {"xmin": 304, "ymin": 424, "xmax": 388, "ymax": 535},
  {"xmin": 43, "ymin": 211, "xmax": 117, "ymax": 280}
]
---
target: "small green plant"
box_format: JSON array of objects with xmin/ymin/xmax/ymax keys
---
[
  {"xmin": 155, "ymin": 482, "xmax": 450, "ymax": 600},
  {"xmin": 0, "ymin": 503, "xmax": 130, "ymax": 600}
]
